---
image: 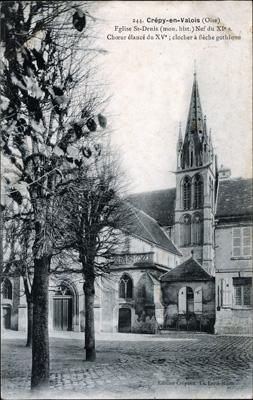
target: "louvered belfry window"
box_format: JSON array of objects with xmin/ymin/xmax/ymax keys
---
[
  {"xmin": 194, "ymin": 174, "xmax": 203, "ymax": 209},
  {"xmin": 181, "ymin": 214, "xmax": 191, "ymax": 246},
  {"xmin": 192, "ymin": 213, "xmax": 203, "ymax": 245},
  {"xmin": 183, "ymin": 176, "xmax": 191, "ymax": 210}
]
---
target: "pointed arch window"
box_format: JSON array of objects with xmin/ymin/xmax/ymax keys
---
[
  {"xmin": 193, "ymin": 174, "xmax": 203, "ymax": 209},
  {"xmin": 2, "ymin": 279, "xmax": 12, "ymax": 300},
  {"xmin": 180, "ymin": 214, "xmax": 191, "ymax": 247},
  {"xmin": 119, "ymin": 274, "xmax": 133, "ymax": 299},
  {"xmin": 182, "ymin": 176, "xmax": 191, "ymax": 210},
  {"xmin": 192, "ymin": 213, "xmax": 203, "ymax": 245}
]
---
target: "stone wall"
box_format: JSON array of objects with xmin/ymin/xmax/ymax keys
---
[
  {"xmin": 215, "ymin": 307, "xmax": 252, "ymax": 335},
  {"xmin": 215, "ymin": 223, "xmax": 252, "ymax": 335},
  {"xmin": 161, "ymin": 280, "xmax": 215, "ymax": 332},
  {"xmin": 101, "ymin": 267, "xmax": 164, "ymax": 333}
]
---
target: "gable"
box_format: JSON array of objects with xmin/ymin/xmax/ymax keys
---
[{"xmin": 160, "ymin": 257, "xmax": 213, "ymax": 282}]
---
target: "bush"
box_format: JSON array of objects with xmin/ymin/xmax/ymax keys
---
[{"xmin": 132, "ymin": 314, "xmax": 159, "ymax": 334}]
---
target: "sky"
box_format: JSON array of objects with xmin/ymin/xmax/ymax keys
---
[{"xmin": 90, "ymin": 1, "xmax": 252, "ymax": 193}]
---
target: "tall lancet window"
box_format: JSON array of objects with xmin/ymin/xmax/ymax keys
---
[
  {"xmin": 193, "ymin": 173, "xmax": 203, "ymax": 209},
  {"xmin": 183, "ymin": 176, "xmax": 191, "ymax": 210},
  {"xmin": 180, "ymin": 214, "xmax": 191, "ymax": 246},
  {"xmin": 119, "ymin": 274, "xmax": 133, "ymax": 299},
  {"xmin": 192, "ymin": 213, "xmax": 203, "ymax": 245}
]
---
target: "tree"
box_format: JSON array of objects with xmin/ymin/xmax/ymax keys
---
[
  {"xmin": 2, "ymin": 203, "xmax": 34, "ymax": 347},
  {"xmin": 1, "ymin": 1, "xmax": 107, "ymax": 389},
  {"xmin": 51, "ymin": 146, "xmax": 130, "ymax": 361}
]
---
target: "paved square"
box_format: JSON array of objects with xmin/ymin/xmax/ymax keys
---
[{"xmin": 1, "ymin": 331, "xmax": 252, "ymax": 399}]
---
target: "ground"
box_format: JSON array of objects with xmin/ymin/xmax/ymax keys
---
[{"xmin": 1, "ymin": 330, "xmax": 253, "ymax": 399}]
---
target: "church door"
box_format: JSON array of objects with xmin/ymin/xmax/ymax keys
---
[
  {"xmin": 53, "ymin": 297, "xmax": 73, "ymax": 331},
  {"xmin": 118, "ymin": 308, "xmax": 131, "ymax": 333}
]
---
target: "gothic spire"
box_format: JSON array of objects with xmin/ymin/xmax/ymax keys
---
[
  {"xmin": 181, "ymin": 71, "xmax": 205, "ymax": 169},
  {"xmin": 186, "ymin": 71, "xmax": 204, "ymax": 140}
]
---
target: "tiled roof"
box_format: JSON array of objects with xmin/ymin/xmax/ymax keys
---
[
  {"xmin": 216, "ymin": 178, "xmax": 252, "ymax": 219},
  {"xmin": 160, "ymin": 257, "xmax": 213, "ymax": 282},
  {"xmin": 123, "ymin": 202, "xmax": 181, "ymax": 256},
  {"xmin": 127, "ymin": 178, "xmax": 252, "ymax": 226},
  {"xmin": 127, "ymin": 188, "xmax": 176, "ymax": 226}
]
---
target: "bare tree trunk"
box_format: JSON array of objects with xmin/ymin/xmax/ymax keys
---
[
  {"xmin": 83, "ymin": 277, "xmax": 96, "ymax": 361},
  {"xmin": 31, "ymin": 256, "xmax": 50, "ymax": 389},
  {"xmin": 26, "ymin": 300, "xmax": 33, "ymax": 347}
]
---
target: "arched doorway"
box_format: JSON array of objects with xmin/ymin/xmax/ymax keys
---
[
  {"xmin": 178, "ymin": 286, "xmax": 194, "ymax": 314},
  {"xmin": 53, "ymin": 282, "xmax": 73, "ymax": 331},
  {"xmin": 118, "ymin": 308, "xmax": 131, "ymax": 333}
]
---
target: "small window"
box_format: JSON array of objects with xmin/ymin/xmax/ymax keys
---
[
  {"xmin": 232, "ymin": 227, "xmax": 252, "ymax": 257},
  {"xmin": 233, "ymin": 277, "xmax": 252, "ymax": 306}
]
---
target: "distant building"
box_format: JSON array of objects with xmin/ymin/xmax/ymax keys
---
[
  {"xmin": 2, "ymin": 73, "xmax": 252, "ymax": 335},
  {"xmin": 215, "ymin": 178, "xmax": 252, "ymax": 334},
  {"xmin": 128, "ymin": 73, "xmax": 252, "ymax": 335}
]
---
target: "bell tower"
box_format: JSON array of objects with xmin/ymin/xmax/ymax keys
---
[{"xmin": 174, "ymin": 71, "xmax": 217, "ymax": 275}]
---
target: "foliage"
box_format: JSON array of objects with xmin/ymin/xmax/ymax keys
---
[{"xmin": 132, "ymin": 314, "xmax": 159, "ymax": 334}]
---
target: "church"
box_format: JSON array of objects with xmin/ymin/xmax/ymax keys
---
[{"xmin": 2, "ymin": 73, "xmax": 252, "ymax": 335}]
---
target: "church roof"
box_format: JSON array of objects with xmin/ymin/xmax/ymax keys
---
[
  {"xmin": 160, "ymin": 257, "xmax": 213, "ymax": 282},
  {"xmin": 123, "ymin": 202, "xmax": 181, "ymax": 256},
  {"xmin": 127, "ymin": 187, "xmax": 176, "ymax": 227},
  {"xmin": 127, "ymin": 178, "xmax": 252, "ymax": 227}
]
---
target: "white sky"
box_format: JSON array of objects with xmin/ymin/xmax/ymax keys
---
[{"xmin": 91, "ymin": 1, "xmax": 252, "ymax": 193}]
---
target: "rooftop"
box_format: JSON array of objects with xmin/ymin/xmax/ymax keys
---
[
  {"xmin": 160, "ymin": 257, "xmax": 213, "ymax": 282},
  {"xmin": 122, "ymin": 202, "xmax": 181, "ymax": 256}
]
